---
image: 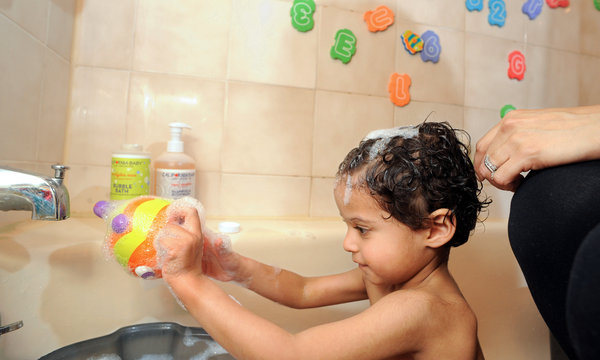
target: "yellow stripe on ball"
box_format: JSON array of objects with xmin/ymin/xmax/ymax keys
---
[{"xmin": 113, "ymin": 198, "xmax": 171, "ymax": 268}]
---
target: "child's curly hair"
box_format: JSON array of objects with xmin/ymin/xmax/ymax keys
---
[{"xmin": 337, "ymin": 121, "xmax": 490, "ymax": 247}]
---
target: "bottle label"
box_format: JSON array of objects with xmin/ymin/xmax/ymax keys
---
[
  {"xmin": 156, "ymin": 168, "xmax": 196, "ymax": 199},
  {"xmin": 110, "ymin": 157, "xmax": 151, "ymax": 200}
]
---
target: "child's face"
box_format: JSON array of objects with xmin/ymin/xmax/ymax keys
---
[{"xmin": 334, "ymin": 178, "xmax": 431, "ymax": 287}]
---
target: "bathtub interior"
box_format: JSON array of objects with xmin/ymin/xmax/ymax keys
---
[{"xmin": 0, "ymin": 216, "xmax": 548, "ymax": 359}]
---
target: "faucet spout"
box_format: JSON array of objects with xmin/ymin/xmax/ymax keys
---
[{"xmin": 0, "ymin": 164, "xmax": 70, "ymax": 220}]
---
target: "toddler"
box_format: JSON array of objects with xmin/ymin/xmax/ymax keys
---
[{"xmin": 158, "ymin": 121, "xmax": 489, "ymax": 360}]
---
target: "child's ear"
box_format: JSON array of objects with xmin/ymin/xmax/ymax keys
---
[{"xmin": 424, "ymin": 209, "xmax": 456, "ymax": 249}]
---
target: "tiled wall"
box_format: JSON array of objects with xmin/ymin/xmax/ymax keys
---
[
  {"xmin": 0, "ymin": 0, "xmax": 74, "ymax": 173},
  {"xmin": 4, "ymin": 0, "xmax": 600, "ymax": 220}
]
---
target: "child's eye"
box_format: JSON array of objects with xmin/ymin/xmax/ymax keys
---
[{"xmin": 355, "ymin": 226, "xmax": 368, "ymax": 235}]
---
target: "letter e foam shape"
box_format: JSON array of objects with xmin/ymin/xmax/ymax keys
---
[
  {"xmin": 364, "ymin": 5, "xmax": 394, "ymax": 32},
  {"xmin": 388, "ymin": 73, "xmax": 411, "ymax": 107},
  {"xmin": 330, "ymin": 29, "xmax": 357, "ymax": 64}
]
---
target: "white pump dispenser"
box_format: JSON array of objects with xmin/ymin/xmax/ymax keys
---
[
  {"xmin": 154, "ymin": 122, "xmax": 196, "ymax": 199},
  {"xmin": 167, "ymin": 122, "xmax": 191, "ymax": 152}
]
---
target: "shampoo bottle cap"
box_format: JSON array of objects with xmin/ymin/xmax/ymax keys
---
[{"xmin": 167, "ymin": 122, "xmax": 192, "ymax": 153}]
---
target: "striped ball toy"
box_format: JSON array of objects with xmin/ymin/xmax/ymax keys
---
[{"xmin": 94, "ymin": 196, "xmax": 172, "ymax": 279}]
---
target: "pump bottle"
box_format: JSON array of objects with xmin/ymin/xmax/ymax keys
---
[{"xmin": 154, "ymin": 122, "xmax": 196, "ymax": 199}]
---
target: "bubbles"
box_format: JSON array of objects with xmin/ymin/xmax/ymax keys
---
[
  {"xmin": 369, "ymin": 137, "xmax": 392, "ymax": 161},
  {"xmin": 344, "ymin": 174, "xmax": 353, "ymax": 205},
  {"xmin": 364, "ymin": 126, "xmax": 418, "ymax": 142},
  {"xmin": 168, "ymin": 196, "xmax": 206, "ymax": 230}
]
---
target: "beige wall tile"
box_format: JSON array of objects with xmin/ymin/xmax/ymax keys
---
[
  {"xmin": 394, "ymin": 21, "xmax": 465, "ymax": 105},
  {"xmin": 228, "ymin": 0, "xmax": 317, "ymax": 88},
  {"xmin": 223, "ymin": 82, "xmax": 314, "ymax": 177},
  {"xmin": 133, "ymin": 0, "xmax": 231, "ymax": 78},
  {"xmin": 394, "ymin": 101, "xmax": 464, "ymax": 130},
  {"xmin": 310, "ymin": 177, "xmax": 339, "ymax": 217},
  {"xmin": 126, "ymin": 73, "xmax": 225, "ymax": 172},
  {"xmin": 525, "ymin": 45, "xmax": 579, "ymax": 109},
  {"xmin": 196, "ymin": 171, "xmax": 221, "ymax": 216},
  {"xmin": 221, "ymin": 173, "xmax": 310, "ymax": 216},
  {"xmin": 38, "ymin": 49, "xmax": 70, "ymax": 163},
  {"xmin": 581, "ymin": 0, "xmax": 600, "ymax": 56},
  {"xmin": 66, "ymin": 67, "xmax": 129, "ymax": 166},
  {"xmin": 579, "ymin": 55, "xmax": 600, "ymax": 106},
  {"xmin": 317, "ymin": 6, "xmax": 396, "ymax": 96},
  {"xmin": 524, "ymin": 2, "xmax": 580, "ymax": 53},
  {"xmin": 0, "ymin": 15, "xmax": 44, "ymax": 161},
  {"xmin": 47, "ymin": 0, "xmax": 76, "ymax": 60},
  {"xmin": 0, "ymin": 0, "xmax": 48, "ymax": 41},
  {"xmin": 66, "ymin": 164, "xmax": 110, "ymax": 215},
  {"xmin": 312, "ymin": 91, "xmax": 393, "ymax": 177},
  {"xmin": 396, "ymin": 0, "xmax": 464, "ymax": 31},
  {"xmin": 316, "ymin": 0, "xmax": 395, "ymax": 12},
  {"xmin": 72, "ymin": 0, "xmax": 135, "ymax": 69},
  {"xmin": 464, "ymin": 33, "xmax": 528, "ymax": 111}
]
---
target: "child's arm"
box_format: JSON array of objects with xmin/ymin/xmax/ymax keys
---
[
  {"xmin": 201, "ymin": 224, "xmax": 367, "ymax": 309},
  {"xmin": 157, "ymin": 208, "xmax": 436, "ymax": 359}
]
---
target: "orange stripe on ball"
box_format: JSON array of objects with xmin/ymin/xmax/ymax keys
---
[{"xmin": 127, "ymin": 205, "xmax": 169, "ymax": 276}]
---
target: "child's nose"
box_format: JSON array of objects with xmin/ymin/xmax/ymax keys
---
[{"xmin": 343, "ymin": 231, "xmax": 358, "ymax": 253}]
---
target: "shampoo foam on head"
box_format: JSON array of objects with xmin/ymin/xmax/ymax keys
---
[{"xmin": 154, "ymin": 122, "xmax": 196, "ymax": 199}]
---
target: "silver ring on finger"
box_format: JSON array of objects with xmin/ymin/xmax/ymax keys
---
[{"xmin": 484, "ymin": 154, "xmax": 497, "ymax": 179}]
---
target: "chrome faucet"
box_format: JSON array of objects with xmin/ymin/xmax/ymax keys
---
[{"xmin": 0, "ymin": 164, "xmax": 70, "ymax": 220}]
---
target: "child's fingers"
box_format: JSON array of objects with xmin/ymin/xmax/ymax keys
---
[{"xmin": 168, "ymin": 206, "xmax": 202, "ymax": 235}]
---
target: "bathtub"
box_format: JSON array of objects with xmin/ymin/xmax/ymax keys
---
[{"xmin": 0, "ymin": 215, "xmax": 548, "ymax": 359}]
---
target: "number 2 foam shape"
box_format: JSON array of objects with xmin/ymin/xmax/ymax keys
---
[
  {"xmin": 488, "ymin": 0, "xmax": 506, "ymax": 27},
  {"xmin": 330, "ymin": 29, "xmax": 357, "ymax": 64},
  {"xmin": 290, "ymin": 0, "xmax": 316, "ymax": 32},
  {"xmin": 388, "ymin": 73, "xmax": 411, "ymax": 107},
  {"xmin": 363, "ymin": 5, "xmax": 394, "ymax": 32}
]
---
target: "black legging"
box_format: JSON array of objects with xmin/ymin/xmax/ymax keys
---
[{"xmin": 509, "ymin": 160, "xmax": 600, "ymax": 360}]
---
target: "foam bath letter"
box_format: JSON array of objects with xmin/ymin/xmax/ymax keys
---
[
  {"xmin": 401, "ymin": 30, "xmax": 423, "ymax": 55},
  {"xmin": 290, "ymin": 0, "xmax": 316, "ymax": 32},
  {"xmin": 500, "ymin": 104, "xmax": 516, "ymax": 118},
  {"xmin": 595, "ymin": 0, "xmax": 600, "ymax": 11},
  {"xmin": 508, "ymin": 50, "xmax": 526, "ymax": 81},
  {"xmin": 420, "ymin": 30, "xmax": 441, "ymax": 63},
  {"xmin": 546, "ymin": 0, "xmax": 569, "ymax": 8},
  {"xmin": 465, "ymin": 0, "xmax": 484, "ymax": 11},
  {"xmin": 488, "ymin": 0, "xmax": 507, "ymax": 27},
  {"xmin": 388, "ymin": 73, "xmax": 411, "ymax": 107},
  {"xmin": 330, "ymin": 29, "xmax": 357, "ymax": 64},
  {"xmin": 522, "ymin": 0, "xmax": 543, "ymax": 20},
  {"xmin": 364, "ymin": 5, "xmax": 394, "ymax": 32}
]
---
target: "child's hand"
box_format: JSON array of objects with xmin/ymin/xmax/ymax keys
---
[
  {"xmin": 157, "ymin": 207, "xmax": 205, "ymax": 280},
  {"xmin": 202, "ymin": 232, "xmax": 243, "ymax": 283}
]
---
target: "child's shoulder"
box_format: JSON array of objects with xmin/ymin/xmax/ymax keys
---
[
  {"xmin": 370, "ymin": 288, "xmax": 479, "ymax": 357},
  {"xmin": 380, "ymin": 287, "xmax": 474, "ymax": 322}
]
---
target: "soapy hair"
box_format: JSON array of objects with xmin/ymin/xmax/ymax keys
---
[{"xmin": 337, "ymin": 121, "xmax": 490, "ymax": 247}]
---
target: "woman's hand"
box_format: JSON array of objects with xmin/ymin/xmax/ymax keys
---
[
  {"xmin": 158, "ymin": 207, "xmax": 205, "ymax": 280},
  {"xmin": 474, "ymin": 106, "xmax": 600, "ymax": 192}
]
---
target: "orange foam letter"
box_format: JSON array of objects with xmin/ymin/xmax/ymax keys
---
[
  {"xmin": 364, "ymin": 5, "xmax": 394, "ymax": 32},
  {"xmin": 388, "ymin": 73, "xmax": 411, "ymax": 107}
]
